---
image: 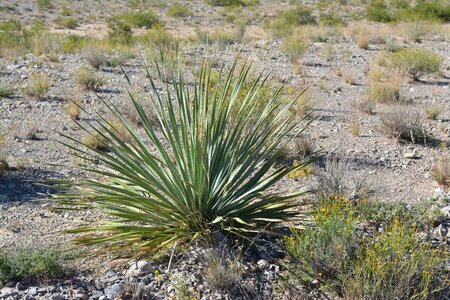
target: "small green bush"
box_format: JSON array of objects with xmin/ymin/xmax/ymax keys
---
[
  {"xmin": 282, "ymin": 33, "xmax": 310, "ymax": 62},
  {"xmin": 167, "ymin": 3, "xmax": 192, "ymax": 18},
  {"xmin": 388, "ymin": 47, "xmax": 442, "ymax": 80},
  {"xmin": 206, "ymin": 0, "xmax": 258, "ymax": 6},
  {"xmin": 110, "ymin": 10, "xmax": 161, "ymax": 29},
  {"xmin": 0, "ymin": 84, "xmax": 14, "ymax": 97},
  {"xmin": 108, "ymin": 21, "xmax": 133, "ymax": 45},
  {"xmin": 285, "ymin": 197, "xmax": 448, "ymax": 299},
  {"xmin": 272, "ymin": 7, "xmax": 316, "ymax": 36},
  {"xmin": 53, "ymin": 16, "xmax": 78, "ymax": 29},
  {"xmin": 36, "ymin": 0, "xmax": 52, "ymax": 11},
  {"xmin": 60, "ymin": 35, "xmax": 89, "ymax": 53},
  {"xmin": 366, "ymin": 0, "xmax": 393, "ymax": 22},
  {"xmin": 0, "ymin": 248, "xmax": 67, "ymax": 284}
]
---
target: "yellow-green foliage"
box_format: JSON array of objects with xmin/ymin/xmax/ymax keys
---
[
  {"xmin": 288, "ymin": 160, "xmax": 313, "ymax": 179},
  {"xmin": 206, "ymin": 0, "xmax": 258, "ymax": 6},
  {"xmin": 167, "ymin": 3, "xmax": 192, "ymax": 18},
  {"xmin": 282, "ymin": 32, "xmax": 310, "ymax": 62},
  {"xmin": 26, "ymin": 73, "xmax": 50, "ymax": 98},
  {"xmin": 75, "ymin": 67, "xmax": 104, "ymax": 91},
  {"xmin": 368, "ymin": 81, "xmax": 401, "ymax": 103},
  {"xmin": 285, "ymin": 197, "xmax": 448, "ymax": 299},
  {"xmin": 110, "ymin": 9, "xmax": 161, "ymax": 29},
  {"xmin": 388, "ymin": 47, "xmax": 442, "ymax": 80},
  {"xmin": 271, "ymin": 6, "xmax": 316, "ymax": 37},
  {"xmin": 53, "ymin": 17, "xmax": 78, "ymax": 29}
]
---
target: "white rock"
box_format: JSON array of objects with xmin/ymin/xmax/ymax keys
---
[{"xmin": 126, "ymin": 260, "xmax": 153, "ymax": 276}]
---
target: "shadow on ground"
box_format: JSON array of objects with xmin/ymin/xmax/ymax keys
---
[{"xmin": 0, "ymin": 168, "xmax": 65, "ymax": 203}]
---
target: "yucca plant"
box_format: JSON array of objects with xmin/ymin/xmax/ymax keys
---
[{"xmin": 55, "ymin": 59, "xmax": 316, "ymax": 255}]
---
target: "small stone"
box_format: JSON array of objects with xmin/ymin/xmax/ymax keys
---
[
  {"xmin": 104, "ymin": 283, "xmax": 124, "ymax": 299},
  {"xmin": 440, "ymin": 205, "xmax": 450, "ymax": 217},
  {"xmin": 404, "ymin": 152, "xmax": 418, "ymax": 159},
  {"xmin": 257, "ymin": 259, "xmax": 269, "ymax": 269},
  {"xmin": 28, "ymin": 287, "xmax": 38, "ymax": 296},
  {"xmin": 16, "ymin": 282, "xmax": 26, "ymax": 290},
  {"xmin": 126, "ymin": 260, "xmax": 153, "ymax": 276}
]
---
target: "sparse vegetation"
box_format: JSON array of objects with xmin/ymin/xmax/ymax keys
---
[
  {"xmin": 387, "ymin": 47, "xmax": 443, "ymax": 81},
  {"xmin": 285, "ymin": 197, "xmax": 448, "ymax": 299},
  {"xmin": 110, "ymin": 9, "xmax": 161, "ymax": 29},
  {"xmin": 83, "ymin": 44, "xmax": 106, "ymax": 69},
  {"xmin": 53, "ymin": 17, "xmax": 78, "ymax": 29},
  {"xmin": 313, "ymin": 155, "xmax": 368, "ymax": 199},
  {"xmin": 377, "ymin": 108, "xmax": 433, "ymax": 144},
  {"xmin": 431, "ymin": 156, "xmax": 450, "ymax": 187},
  {"xmin": 354, "ymin": 99, "xmax": 375, "ymax": 115},
  {"xmin": 26, "ymin": 73, "xmax": 50, "ymax": 99},
  {"xmin": 0, "ymin": 84, "xmax": 14, "ymax": 98},
  {"xmin": 167, "ymin": 3, "xmax": 192, "ymax": 18},
  {"xmin": 75, "ymin": 67, "xmax": 104, "ymax": 91},
  {"xmin": 425, "ymin": 104, "xmax": 443, "ymax": 120},
  {"xmin": 0, "ymin": 247, "xmax": 68, "ymax": 285},
  {"xmin": 271, "ymin": 6, "xmax": 317, "ymax": 36}
]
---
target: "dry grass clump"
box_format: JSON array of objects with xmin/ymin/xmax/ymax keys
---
[
  {"xmin": 425, "ymin": 104, "xmax": 443, "ymax": 120},
  {"xmin": 75, "ymin": 67, "xmax": 104, "ymax": 91},
  {"xmin": 350, "ymin": 120, "xmax": 361, "ymax": 137},
  {"xmin": 354, "ymin": 99, "xmax": 375, "ymax": 115},
  {"xmin": 205, "ymin": 250, "xmax": 242, "ymax": 292},
  {"xmin": 343, "ymin": 73, "xmax": 356, "ymax": 85},
  {"xmin": 293, "ymin": 89, "xmax": 313, "ymax": 117},
  {"xmin": 313, "ymin": 155, "xmax": 368, "ymax": 199},
  {"xmin": 26, "ymin": 73, "xmax": 50, "ymax": 99},
  {"xmin": 368, "ymin": 67, "xmax": 404, "ymax": 104},
  {"xmin": 356, "ymin": 34, "xmax": 370, "ymax": 49},
  {"xmin": 65, "ymin": 91, "xmax": 82, "ymax": 121},
  {"xmin": 431, "ymin": 156, "xmax": 450, "ymax": 187},
  {"xmin": 377, "ymin": 108, "xmax": 432, "ymax": 144},
  {"xmin": 82, "ymin": 44, "xmax": 106, "ymax": 69}
]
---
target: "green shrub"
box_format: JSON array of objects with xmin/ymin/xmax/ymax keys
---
[
  {"xmin": 167, "ymin": 3, "xmax": 192, "ymax": 18},
  {"xmin": 398, "ymin": 1, "xmax": 450, "ymax": 22},
  {"xmin": 36, "ymin": 0, "xmax": 52, "ymax": 11},
  {"xmin": 366, "ymin": 0, "xmax": 393, "ymax": 22},
  {"xmin": 388, "ymin": 47, "xmax": 442, "ymax": 80},
  {"xmin": 0, "ymin": 248, "xmax": 67, "ymax": 284},
  {"xmin": 56, "ymin": 60, "xmax": 316, "ymax": 255},
  {"xmin": 60, "ymin": 35, "xmax": 89, "ymax": 53},
  {"xmin": 110, "ymin": 10, "xmax": 161, "ymax": 29},
  {"xmin": 285, "ymin": 198, "xmax": 448, "ymax": 299},
  {"xmin": 368, "ymin": 81, "xmax": 401, "ymax": 103},
  {"xmin": 282, "ymin": 33, "xmax": 310, "ymax": 62},
  {"xmin": 53, "ymin": 16, "xmax": 78, "ymax": 29},
  {"xmin": 108, "ymin": 21, "xmax": 133, "ymax": 45},
  {"xmin": 206, "ymin": 0, "xmax": 258, "ymax": 6},
  {"xmin": 0, "ymin": 84, "xmax": 14, "ymax": 97},
  {"xmin": 272, "ymin": 7, "xmax": 316, "ymax": 36}
]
